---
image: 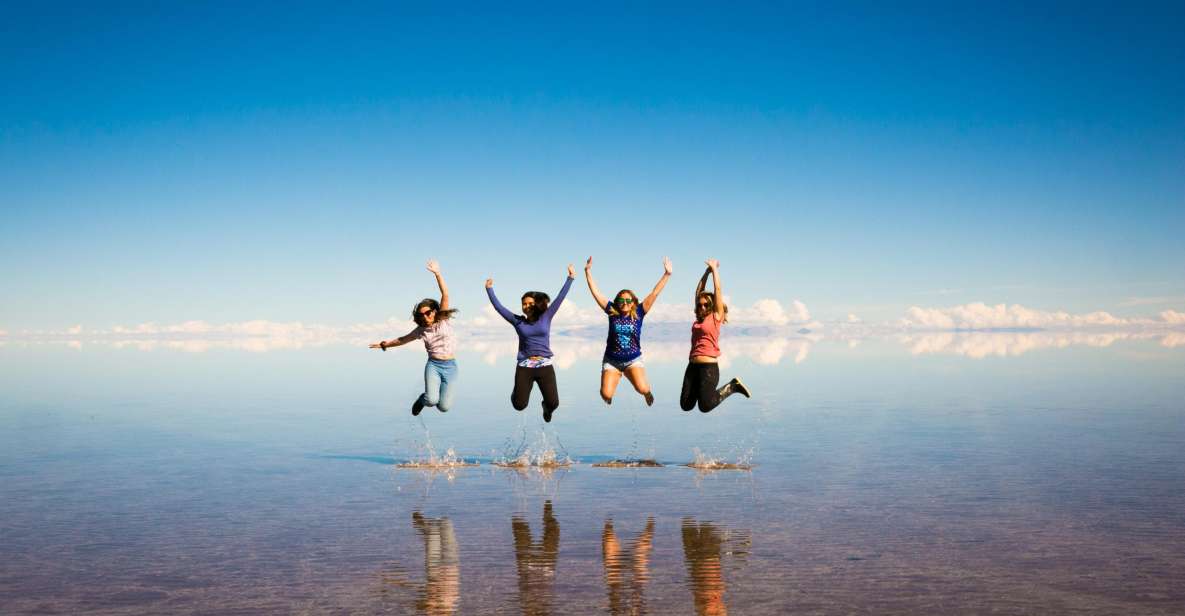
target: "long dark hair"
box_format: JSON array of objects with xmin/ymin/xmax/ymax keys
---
[
  {"xmin": 695, "ymin": 292, "xmax": 728, "ymax": 324},
  {"xmin": 411, "ymin": 298, "xmax": 458, "ymax": 327},
  {"xmin": 521, "ymin": 291, "xmax": 550, "ymax": 323}
]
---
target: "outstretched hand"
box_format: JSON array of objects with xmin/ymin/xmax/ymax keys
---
[
  {"xmin": 585, "ymin": 256, "xmax": 593, "ymax": 271},
  {"xmin": 426, "ymin": 259, "xmax": 441, "ymax": 274},
  {"xmin": 485, "ymin": 278, "xmax": 494, "ymax": 289},
  {"xmin": 662, "ymin": 256, "xmax": 673, "ymax": 275},
  {"xmin": 568, "ymin": 263, "xmax": 576, "ymax": 278},
  {"xmin": 369, "ymin": 341, "xmax": 385, "ymax": 350},
  {"xmin": 705, "ymin": 258, "xmax": 720, "ymax": 270}
]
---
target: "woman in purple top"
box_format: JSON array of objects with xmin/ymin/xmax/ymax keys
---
[
  {"xmin": 584, "ymin": 256, "xmax": 672, "ymax": 406},
  {"xmin": 485, "ymin": 264, "xmax": 576, "ymax": 423}
]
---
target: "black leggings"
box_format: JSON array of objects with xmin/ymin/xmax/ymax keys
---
[
  {"xmin": 680, "ymin": 363, "xmax": 724, "ymax": 413},
  {"xmin": 512, "ymin": 365, "xmax": 559, "ymax": 413}
]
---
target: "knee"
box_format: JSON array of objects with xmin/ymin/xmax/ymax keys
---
[
  {"xmin": 437, "ymin": 400, "xmax": 451, "ymax": 412},
  {"xmin": 679, "ymin": 398, "xmax": 696, "ymax": 412},
  {"xmin": 600, "ymin": 387, "xmax": 614, "ymax": 403},
  {"xmin": 423, "ymin": 392, "xmax": 440, "ymax": 406},
  {"xmin": 511, "ymin": 397, "xmax": 528, "ymax": 411}
]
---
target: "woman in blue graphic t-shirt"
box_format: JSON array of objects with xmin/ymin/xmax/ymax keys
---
[{"xmin": 583, "ymin": 256, "xmax": 672, "ymax": 406}]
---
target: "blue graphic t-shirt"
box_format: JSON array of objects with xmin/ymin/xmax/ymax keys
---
[{"xmin": 603, "ymin": 301, "xmax": 645, "ymax": 362}]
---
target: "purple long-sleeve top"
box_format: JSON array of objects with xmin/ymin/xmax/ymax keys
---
[{"xmin": 486, "ymin": 276, "xmax": 574, "ymax": 361}]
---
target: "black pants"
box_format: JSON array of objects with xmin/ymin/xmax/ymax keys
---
[
  {"xmin": 680, "ymin": 363, "xmax": 724, "ymax": 413},
  {"xmin": 512, "ymin": 365, "xmax": 559, "ymax": 413}
]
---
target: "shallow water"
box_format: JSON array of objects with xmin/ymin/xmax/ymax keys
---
[{"xmin": 1, "ymin": 336, "xmax": 1183, "ymax": 614}]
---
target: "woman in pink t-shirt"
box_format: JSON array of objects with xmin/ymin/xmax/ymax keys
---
[
  {"xmin": 370, "ymin": 259, "xmax": 459, "ymax": 416},
  {"xmin": 680, "ymin": 259, "xmax": 750, "ymax": 412}
]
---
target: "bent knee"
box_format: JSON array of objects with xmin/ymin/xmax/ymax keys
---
[{"xmin": 511, "ymin": 398, "xmax": 529, "ymax": 411}]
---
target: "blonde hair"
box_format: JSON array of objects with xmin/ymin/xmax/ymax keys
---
[{"xmin": 608, "ymin": 289, "xmax": 641, "ymax": 319}]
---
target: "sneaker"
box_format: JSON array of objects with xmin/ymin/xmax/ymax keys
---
[
  {"xmin": 730, "ymin": 378, "xmax": 751, "ymax": 399},
  {"xmin": 644, "ymin": 391, "xmax": 655, "ymax": 406},
  {"xmin": 412, "ymin": 397, "xmax": 426, "ymax": 416}
]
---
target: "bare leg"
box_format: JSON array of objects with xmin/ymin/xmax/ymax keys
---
[
  {"xmin": 600, "ymin": 369, "xmax": 622, "ymax": 404},
  {"xmin": 623, "ymin": 365, "xmax": 654, "ymax": 406}
]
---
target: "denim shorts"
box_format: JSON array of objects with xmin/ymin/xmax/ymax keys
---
[{"xmin": 602, "ymin": 356, "xmax": 643, "ymax": 372}]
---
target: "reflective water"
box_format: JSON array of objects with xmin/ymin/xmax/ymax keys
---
[{"xmin": 1, "ymin": 335, "xmax": 1183, "ymax": 614}]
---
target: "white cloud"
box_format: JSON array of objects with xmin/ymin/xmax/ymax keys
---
[
  {"xmin": 899, "ymin": 302, "xmax": 1183, "ymax": 331},
  {"xmin": 1160, "ymin": 310, "xmax": 1185, "ymax": 325},
  {"xmin": 900, "ymin": 331, "xmax": 1173, "ymax": 359}
]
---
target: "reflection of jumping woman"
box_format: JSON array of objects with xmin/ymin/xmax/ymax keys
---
[
  {"xmin": 486, "ymin": 264, "xmax": 575, "ymax": 422},
  {"xmin": 680, "ymin": 259, "xmax": 750, "ymax": 412},
  {"xmin": 370, "ymin": 260, "xmax": 459, "ymax": 416},
  {"xmin": 583, "ymin": 256, "xmax": 672, "ymax": 406}
]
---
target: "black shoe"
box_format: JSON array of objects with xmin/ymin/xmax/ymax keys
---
[
  {"xmin": 731, "ymin": 378, "xmax": 751, "ymax": 398},
  {"xmin": 644, "ymin": 392, "xmax": 655, "ymax": 406},
  {"xmin": 412, "ymin": 397, "xmax": 426, "ymax": 416},
  {"xmin": 543, "ymin": 404, "xmax": 554, "ymax": 423}
]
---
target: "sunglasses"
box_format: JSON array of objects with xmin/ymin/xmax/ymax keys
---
[
  {"xmin": 697, "ymin": 302, "xmax": 711, "ymax": 307},
  {"xmin": 419, "ymin": 308, "xmax": 436, "ymax": 316},
  {"xmin": 615, "ymin": 298, "xmax": 634, "ymax": 305}
]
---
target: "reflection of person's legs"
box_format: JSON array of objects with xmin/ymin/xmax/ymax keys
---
[
  {"xmin": 538, "ymin": 366, "xmax": 559, "ymax": 414},
  {"xmin": 511, "ymin": 366, "xmax": 532, "ymax": 410},
  {"xmin": 680, "ymin": 364, "xmax": 699, "ymax": 411},
  {"xmin": 682, "ymin": 518, "xmax": 726, "ymax": 616},
  {"xmin": 422, "ymin": 361, "xmax": 442, "ymax": 407},
  {"xmin": 436, "ymin": 360, "xmax": 457, "ymax": 412},
  {"xmin": 513, "ymin": 501, "xmax": 560, "ymax": 615},
  {"xmin": 413, "ymin": 513, "xmax": 460, "ymax": 615},
  {"xmin": 600, "ymin": 367, "xmax": 622, "ymax": 404}
]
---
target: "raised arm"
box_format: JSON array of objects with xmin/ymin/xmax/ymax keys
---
[
  {"xmin": 706, "ymin": 259, "xmax": 724, "ymax": 320},
  {"xmin": 370, "ymin": 327, "xmax": 422, "ymax": 351},
  {"xmin": 544, "ymin": 265, "xmax": 576, "ymax": 318},
  {"xmin": 695, "ymin": 266, "xmax": 710, "ymax": 302},
  {"xmin": 641, "ymin": 256, "xmax": 672, "ymax": 313},
  {"xmin": 427, "ymin": 259, "xmax": 449, "ymax": 311},
  {"xmin": 485, "ymin": 278, "xmax": 517, "ymax": 323},
  {"xmin": 583, "ymin": 257, "xmax": 610, "ymax": 311}
]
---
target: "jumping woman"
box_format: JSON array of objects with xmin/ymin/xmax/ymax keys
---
[
  {"xmin": 485, "ymin": 264, "xmax": 576, "ymax": 423},
  {"xmin": 370, "ymin": 259, "xmax": 459, "ymax": 416},
  {"xmin": 583, "ymin": 256, "xmax": 672, "ymax": 406},
  {"xmin": 681, "ymin": 259, "xmax": 751, "ymax": 412}
]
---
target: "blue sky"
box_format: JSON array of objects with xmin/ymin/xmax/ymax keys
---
[{"xmin": 2, "ymin": 1, "xmax": 1183, "ymax": 330}]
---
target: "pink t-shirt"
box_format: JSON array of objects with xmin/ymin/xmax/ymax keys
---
[
  {"xmin": 416, "ymin": 319, "xmax": 456, "ymax": 358},
  {"xmin": 689, "ymin": 313, "xmax": 722, "ymax": 358}
]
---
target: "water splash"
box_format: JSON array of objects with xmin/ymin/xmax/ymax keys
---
[
  {"xmin": 683, "ymin": 447, "xmax": 754, "ymax": 470},
  {"xmin": 494, "ymin": 428, "xmax": 573, "ymax": 468},
  {"xmin": 396, "ymin": 426, "xmax": 478, "ymax": 469}
]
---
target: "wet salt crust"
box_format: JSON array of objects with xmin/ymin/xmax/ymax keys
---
[{"xmin": 2, "ymin": 340, "xmax": 1184, "ymax": 614}]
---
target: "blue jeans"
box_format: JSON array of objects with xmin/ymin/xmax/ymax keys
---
[{"xmin": 420, "ymin": 358, "xmax": 458, "ymax": 412}]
